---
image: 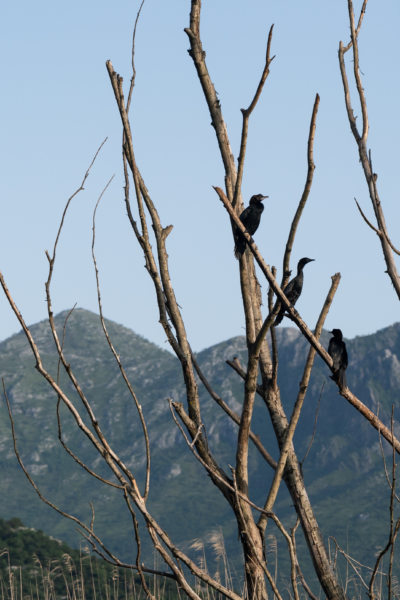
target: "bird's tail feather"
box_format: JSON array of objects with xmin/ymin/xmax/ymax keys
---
[
  {"xmin": 338, "ymin": 368, "xmax": 347, "ymax": 389},
  {"xmin": 330, "ymin": 369, "xmax": 347, "ymax": 388}
]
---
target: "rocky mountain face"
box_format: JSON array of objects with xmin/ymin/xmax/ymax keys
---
[{"xmin": 1, "ymin": 309, "xmax": 399, "ymax": 580}]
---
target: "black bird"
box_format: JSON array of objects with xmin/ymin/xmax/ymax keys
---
[
  {"xmin": 274, "ymin": 257, "xmax": 315, "ymax": 326},
  {"xmin": 234, "ymin": 194, "xmax": 268, "ymax": 259},
  {"xmin": 328, "ymin": 328, "xmax": 348, "ymax": 388}
]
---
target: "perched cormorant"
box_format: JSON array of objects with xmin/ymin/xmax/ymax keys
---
[
  {"xmin": 328, "ymin": 328, "xmax": 348, "ymax": 388},
  {"xmin": 234, "ymin": 194, "xmax": 268, "ymax": 259},
  {"xmin": 274, "ymin": 257, "xmax": 314, "ymax": 326}
]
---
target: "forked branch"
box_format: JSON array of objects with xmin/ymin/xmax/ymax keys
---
[
  {"xmin": 339, "ymin": 0, "xmax": 400, "ymax": 298},
  {"xmin": 233, "ymin": 25, "xmax": 275, "ymax": 209},
  {"xmin": 258, "ymin": 273, "xmax": 340, "ymax": 527},
  {"xmin": 92, "ymin": 183, "xmax": 152, "ymax": 501},
  {"xmin": 184, "ymin": 0, "xmax": 237, "ymax": 197},
  {"xmin": 215, "ymin": 185, "xmax": 400, "ymax": 453}
]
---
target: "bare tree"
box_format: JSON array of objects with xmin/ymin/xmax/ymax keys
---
[
  {"xmin": 339, "ymin": 0, "xmax": 400, "ymax": 296},
  {"xmin": 1, "ymin": 1, "xmax": 400, "ymax": 600}
]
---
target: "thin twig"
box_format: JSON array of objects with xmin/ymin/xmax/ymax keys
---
[
  {"xmin": 233, "ymin": 25, "xmax": 275, "ymax": 209},
  {"xmin": 301, "ymin": 382, "xmax": 323, "ymax": 468},
  {"xmin": 91, "ymin": 177, "xmax": 152, "ymax": 501},
  {"xmin": 123, "ymin": 489, "xmax": 158, "ymax": 600},
  {"xmin": 291, "ymin": 519, "xmax": 319, "ymax": 600},
  {"xmin": 330, "ymin": 538, "xmax": 370, "ymax": 592},
  {"xmin": 283, "ymin": 93, "xmax": 320, "ymax": 277},
  {"xmin": 47, "ymin": 139, "xmax": 107, "ymax": 267},
  {"xmin": 339, "ymin": 0, "xmax": 400, "ymax": 298},
  {"xmin": 190, "ymin": 351, "xmax": 277, "ymax": 470},
  {"xmin": 126, "ymin": 0, "xmax": 146, "ymax": 112},
  {"xmin": 342, "ymin": 0, "xmax": 368, "ymax": 52},
  {"xmin": 369, "ymin": 408, "xmax": 400, "ymax": 600},
  {"xmin": 2, "ymin": 380, "xmax": 139, "ymax": 570},
  {"xmin": 0, "ymin": 272, "xmax": 141, "ymax": 493},
  {"xmin": 43, "ymin": 166, "xmax": 139, "ymax": 488}
]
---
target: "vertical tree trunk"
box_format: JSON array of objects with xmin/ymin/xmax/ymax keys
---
[
  {"xmin": 244, "ymin": 556, "xmax": 268, "ymax": 600},
  {"xmin": 237, "ymin": 506, "xmax": 269, "ymax": 600},
  {"xmin": 265, "ymin": 384, "xmax": 347, "ymax": 600}
]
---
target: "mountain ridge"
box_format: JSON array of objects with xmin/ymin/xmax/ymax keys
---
[{"xmin": 1, "ymin": 308, "xmax": 399, "ymax": 580}]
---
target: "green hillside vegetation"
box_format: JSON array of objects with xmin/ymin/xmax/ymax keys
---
[
  {"xmin": 2, "ymin": 310, "xmax": 400, "ymax": 589},
  {"xmin": 0, "ymin": 518, "xmax": 177, "ymax": 600}
]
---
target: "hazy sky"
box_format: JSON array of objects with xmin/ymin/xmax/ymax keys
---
[{"xmin": 1, "ymin": 1, "xmax": 400, "ymax": 352}]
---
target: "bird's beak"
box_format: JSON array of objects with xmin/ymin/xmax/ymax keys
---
[{"xmin": 260, "ymin": 195, "xmax": 268, "ymax": 200}]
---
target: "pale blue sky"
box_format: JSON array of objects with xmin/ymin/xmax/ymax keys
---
[{"xmin": 1, "ymin": 1, "xmax": 400, "ymax": 351}]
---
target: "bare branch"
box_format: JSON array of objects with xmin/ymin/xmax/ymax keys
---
[
  {"xmin": 233, "ymin": 25, "xmax": 275, "ymax": 209},
  {"xmin": 369, "ymin": 409, "xmax": 400, "ymax": 600},
  {"xmin": 170, "ymin": 400, "xmax": 232, "ymax": 495},
  {"xmin": 330, "ymin": 538, "xmax": 370, "ymax": 592},
  {"xmin": 184, "ymin": 1, "xmax": 237, "ymax": 197},
  {"xmin": 301, "ymin": 382, "xmax": 323, "ymax": 468},
  {"xmin": 134, "ymin": 485, "xmax": 244, "ymax": 600},
  {"xmin": 258, "ymin": 273, "xmax": 340, "ymax": 529},
  {"xmin": 268, "ymin": 266, "xmax": 279, "ymax": 385},
  {"xmin": 41, "ymin": 163, "xmax": 140, "ymax": 490},
  {"xmin": 342, "ymin": 0, "xmax": 368, "ymax": 52},
  {"xmin": 126, "ymin": 0, "xmax": 146, "ymax": 112},
  {"xmin": 2, "ymin": 380, "xmax": 136, "ymax": 569},
  {"xmin": 230, "ymin": 469, "xmax": 283, "ymax": 600},
  {"xmin": 79, "ymin": 528, "xmax": 176, "ymax": 580},
  {"xmin": 354, "ymin": 197, "xmax": 381, "ymax": 236},
  {"xmin": 291, "ymin": 520, "xmax": 320, "ymax": 600},
  {"xmin": 347, "ymin": 0, "xmax": 369, "ymax": 143},
  {"xmin": 123, "ymin": 490, "xmax": 159, "ymax": 600},
  {"xmin": 265, "ymin": 512, "xmax": 300, "ymax": 600},
  {"xmin": 106, "ymin": 59, "xmax": 235, "ymax": 516},
  {"xmin": 0, "ymin": 273, "xmax": 140, "ymax": 487},
  {"xmin": 56, "ymin": 396, "xmax": 123, "ymax": 490},
  {"xmin": 339, "ymin": 1, "xmax": 400, "ymax": 298},
  {"xmin": 368, "ymin": 152, "xmax": 400, "ymax": 256},
  {"xmin": 215, "ymin": 185, "xmax": 400, "ymax": 454},
  {"xmin": 229, "ymin": 341, "xmax": 400, "ymax": 456},
  {"xmin": 92, "ymin": 179, "xmax": 152, "ymax": 501},
  {"xmin": 107, "ymin": 60, "xmax": 202, "ymax": 427},
  {"xmin": 170, "ymin": 400, "xmax": 283, "ymax": 521},
  {"xmin": 283, "ymin": 93, "xmax": 320, "ymax": 276},
  {"xmin": 340, "ymin": 387, "xmax": 400, "ymax": 454},
  {"xmin": 214, "ymin": 185, "xmax": 333, "ymax": 363},
  {"xmin": 190, "ymin": 350, "xmax": 277, "ymax": 470},
  {"xmin": 235, "ymin": 349, "xmax": 260, "ymax": 494},
  {"xmin": 46, "ymin": 138, "xmax": 107, "ymax": 268}
]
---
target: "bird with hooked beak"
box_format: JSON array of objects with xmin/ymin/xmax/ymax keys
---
[
  {"xmin": 274, "ymin": 257, "xmax": 315, "ymax": 325},
  {"xmin": 234, "ymin": 193, "xmax": 268, "ymax": 259}
]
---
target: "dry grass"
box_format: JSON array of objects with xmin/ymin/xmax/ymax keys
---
[
  {"xmin": 0, "ymin": 549, "xmax": 178, "ymax": 600},
  {"xmin": 3, "ymin": 535, "xmax": 399, "ymax": 600}
]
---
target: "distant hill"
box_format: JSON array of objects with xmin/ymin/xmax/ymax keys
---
[
  {"xmin": 0, "ymin": 517, "xmax": 177, "ymax": 600},
  {"xmin": 1, "ymin": 308, "xmax": 399, "ymax": 582}
]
